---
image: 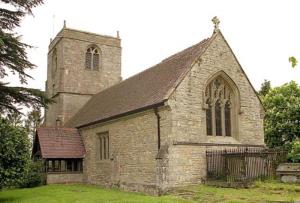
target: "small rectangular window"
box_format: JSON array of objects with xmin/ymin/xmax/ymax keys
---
[
  {"xmin": 67, "ymin": 160, "xmax": 73, "ymax": 172},
  {"xmin": 60, "ymin": 160, "xmax": 66, "ymax": 172},
  {"xmin": 46, "ymin": 159, "xmax": 82, "ymax": 173},
  {"xmin": 54, "ymin": 160, "xmax": 60, "ymax": 172},
  {"xmin": 47, "ymin": 160, "xmax": 53, "ymax": 172},
  {"xmin": 98, "ymin": 132, "xmax": 109, "ymax": 160}
]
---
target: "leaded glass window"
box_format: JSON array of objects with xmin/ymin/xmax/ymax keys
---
[{"xmin": 205, "ymin": 76, "xmax": 234, "ymax": 137}]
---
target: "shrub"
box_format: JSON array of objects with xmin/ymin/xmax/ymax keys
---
[
  {"xmin": 288, "ymin": 139, "xmax": 300, "ymax": 163},
  {"xmin": 20, "ymin": 160, "xmax": 45, "ymax": 188},
  {"xmin": 0, "ymin": 118, "xmax": 31, "ymax": 188},
  {"xmin": 263, "ymin": 81, "xmax": 300, "ymax": 150}
]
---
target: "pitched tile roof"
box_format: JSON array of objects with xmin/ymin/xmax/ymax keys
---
[
  {"xmin": 66, "ymin": 37, "xmax": 211, "ymax": 128},
  {"xmin": 35, "ymin": 127, "xmax": 85, "ymax": 159}
]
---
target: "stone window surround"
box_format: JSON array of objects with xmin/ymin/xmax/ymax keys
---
[
  {"xmin": 85, "ymin": 44, "xmax": 101, "ymax": 71},
  {"xmin": 203, "ymin": 71, "xmax": 241, "ymax": 138},
  {"xmin": 97, "ymin": 131, "xmax": 109, "ymax": 161}
]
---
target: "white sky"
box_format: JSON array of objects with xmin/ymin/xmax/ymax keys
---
[{"xmin": 11, "ymin": 0, "xmax": 300, "ymax": 91}]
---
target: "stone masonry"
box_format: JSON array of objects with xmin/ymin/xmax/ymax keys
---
[
  {"xmin": 77, "ymin": 32, "xmax": 264, "ymax": 194},
  {"xmin": 45, "ymin": 28, "xmax": 121, "ymax": 126},
  {"xmin": 47, "ymin": 173, "xmax": 84, "ymax": 184},
  {"xmin": 164, "ymin": 32, "xmax": 265, "ymax": 189},
  {"xmin": 44, "ymin": 23, "xmax": 265, "ymax": 195}
]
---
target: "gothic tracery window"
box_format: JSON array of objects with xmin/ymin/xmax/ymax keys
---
[
  {"xmin": 225, "ymin": 101, "xmax": 231, "ymax": 136},
  {"xmin": 205, "ymin": 76, "xmax": 234, "ymax": 137},
  {"xmin": 215, "ymin": 100, "xmax": 222, "ymax": 136},
  {"xmin": 206, "ymin": 99, "xmax": 212, "ymax": 136},
  {"xmin": 85, "ymin": 46, "xmax": 100, "ymax": 70}
]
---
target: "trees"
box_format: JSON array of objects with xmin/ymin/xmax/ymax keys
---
[
  {"xmin": 263, "ymin": 81, "xmax": 300, "ymax": 150},
  {"xmin": 0, "ymin": 118, "xmax": 30, "ymax": 188},
  {"xmin": 258, "ymin": 79, "xmax": 271, "ymax": 97},
  {"xmin": 0, "ymin": 0, "xmax": 48, "ymax": 188},
  {"xmin": 24, "ymin": 108, "xmax": 43, "ymax": 142},
  {"xmin": 289, "ymin": 56, "xmax": 298, "ymax": 68},
  {"xmin": 288, "ymin": 139, "xmax": 300, "ymax": 163},
  {"xmin": 0, "ymin": 0, "xmax": 51, "ymax": 115}
]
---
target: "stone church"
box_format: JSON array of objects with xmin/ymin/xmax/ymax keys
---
[{"xmin": 32, "ymin": 18, "xmax": 265, "ymax": 195}]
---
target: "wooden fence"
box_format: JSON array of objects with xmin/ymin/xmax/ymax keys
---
[{"xmin": 206, "ymin": 147, "xmax": 287, "ymax": 182}]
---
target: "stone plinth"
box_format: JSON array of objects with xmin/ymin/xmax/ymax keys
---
[{"xmin": 276, "ymin": 163, "xmax": 300, "ymax": 183}]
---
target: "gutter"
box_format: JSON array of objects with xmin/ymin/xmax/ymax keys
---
[
  {"xmin": 76, "ymin": 102, "xmax": 165, "ymax": 129},
  {"xmin": 154, "ymin": 108, "xmax": 161, "ymax": 150}
]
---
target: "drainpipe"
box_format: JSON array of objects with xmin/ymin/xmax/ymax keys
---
[{"xmin": 154, "ymin": 108, "xmax": 161, "ymax": 150}]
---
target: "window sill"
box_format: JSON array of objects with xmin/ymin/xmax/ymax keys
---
[
  {"xmin": 172, "ymin": 141, "xmax": 265, "ymax": 148},
  {"xmin": 96, "ymin": 159, "xmax": 112, "ymax": 163},
  {"xmin": 85, "ymin": 68, "xmax": 99, "ymax": 71},
  {"xmin": 46, "ymin": 172, "xmax": 83, "ymax": 174}
]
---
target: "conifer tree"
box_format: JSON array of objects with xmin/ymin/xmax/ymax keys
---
[{"xmin": 0, "ymin": 0, "xmax": 51, "ymax": 114}]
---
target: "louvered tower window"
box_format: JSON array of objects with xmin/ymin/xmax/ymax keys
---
[{"xmin": 85, "ymin": 46, "xmax": 100, "ymax": 70}]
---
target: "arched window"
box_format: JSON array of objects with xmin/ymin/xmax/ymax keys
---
[
  {"xmin": 205, "ymin": 75, "xmax": 238, "ymax": 137},
  {"xmin": 225, "ymin": 101, "xmax": 231, "ymax": 136},
  {"xmin": 215, "ymin": 100, "xmax": 222, "ymax": 136},
  {"xmin": 85, "ymin": 46, "xmax": 100, "ymax": 70},
  {"xmin": 206, "ymin": 99, "xmax": 212, "ymax": 136}
]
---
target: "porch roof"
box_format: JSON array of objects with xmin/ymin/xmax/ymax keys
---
[{"xmin": 34, "ymin": 127, "xmax": 85, "ymax": 159}]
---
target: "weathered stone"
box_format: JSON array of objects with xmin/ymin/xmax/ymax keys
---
[
  {"xmin": 46, "ymin": 173, "xmax": 84, "ymax": 184},
  {"xmin": 44, "ymin": 28, "xmax": 264, "ymax": 195},
  {"xmin": 277, "ymin": 163, "xmax": 300, "ymax": 183},
  {"xmin": 45, "ymin": 28, "xmax": 121, "ymax": 126}
]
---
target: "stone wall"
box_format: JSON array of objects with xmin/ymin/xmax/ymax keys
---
[
  {"xmin": 45, "ymin": 28, "xmax": 121, "ymax": 127},
  {"xmin": 46, "ymin": 173, "xmax": 84, "ymax": 184},
  {"xmin": 59, "ymin": 31, "xmax": 265, "ymax": 194},
  {"xmin": 80, "ymin": 107, "xmax": 171, "ymax": 195},
  {"xmin": 164, "ymin": 32, "xmax": 265, "ymax": 187}
]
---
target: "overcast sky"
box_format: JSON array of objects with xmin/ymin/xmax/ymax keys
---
[{"xmin": 10, "ymin": 0, "xmax": 300, "ymax": 91}]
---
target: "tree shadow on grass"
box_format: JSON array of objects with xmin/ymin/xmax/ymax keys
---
[{"xmin": 0, "ymin": 197, "xmax": 20, "ymax": 203}]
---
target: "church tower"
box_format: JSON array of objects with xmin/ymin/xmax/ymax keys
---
[{"xmin": 44, "ymin": 24, "xmax": 121, "ymax": 127}]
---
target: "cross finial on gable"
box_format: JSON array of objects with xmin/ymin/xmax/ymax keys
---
[{"xmin": 212, "ymin": 16, "xmax": 220, "ymax": 33}]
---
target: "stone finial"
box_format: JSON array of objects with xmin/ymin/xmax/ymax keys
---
[
  {"xmin": 117, "ymin": 30, "xmax": 120, "ymax": 39},
  {"xmin": 63, "ymin": 20, "xmax": 66, "ymax": 28},
  {"xmin": 212, "ymin": 16, "xmax": 220, "ymax": 33},
  {"xmin": 50, "ymin": 38, "xmax": 52, "ymax": 43}
]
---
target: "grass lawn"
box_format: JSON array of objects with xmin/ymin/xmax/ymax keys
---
[
  {"xmin": 0, "ymin": 181, "xmax": 299, "ymax": 203},
  {"xmin": 0, "ymin": 184, "xmax": 190, "ymax": 203},
  {"xmin": 171, "ymin": 181, "xmax": 300, "ymax": 203}
]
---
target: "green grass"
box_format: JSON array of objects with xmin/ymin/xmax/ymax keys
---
[
  {"xmin": 0, "ymin": 181, "xmax": 299, "ymax": 203},
  {"xmin": 171, "ymin": 181, "xmax": 300, "ymax": 203},
  {"xmin": 0, "ymin": 184, "xmax": 191, "ymax": 203}
]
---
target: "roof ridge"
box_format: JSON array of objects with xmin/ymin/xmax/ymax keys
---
[
  {"xmin": 161, "ymin": 37, "xmax": 213, "ymax": 101},
  {"xmin": 161, "ymin": 38, "xmax": 210, "ymax": 63},
  {"xmin": 66, "ymin": 35, "xmax": 212, "ymax": 128},
  {"xmin": 77, "ymin": 38, "xmax": 211, "ymax": 98}
]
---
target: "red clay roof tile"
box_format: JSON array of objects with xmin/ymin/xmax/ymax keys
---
[{"xmin": 36, "ymin": 127, "xmax": 85, "ymax": 159}]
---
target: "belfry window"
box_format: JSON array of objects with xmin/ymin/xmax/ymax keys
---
[
  {"xmin": 85, "ymin": 46, "xmax": 100, "ymax": 70},
  {"xmin": 205, "ymin": 76, "xmax": 236, "ymax": 137}
]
